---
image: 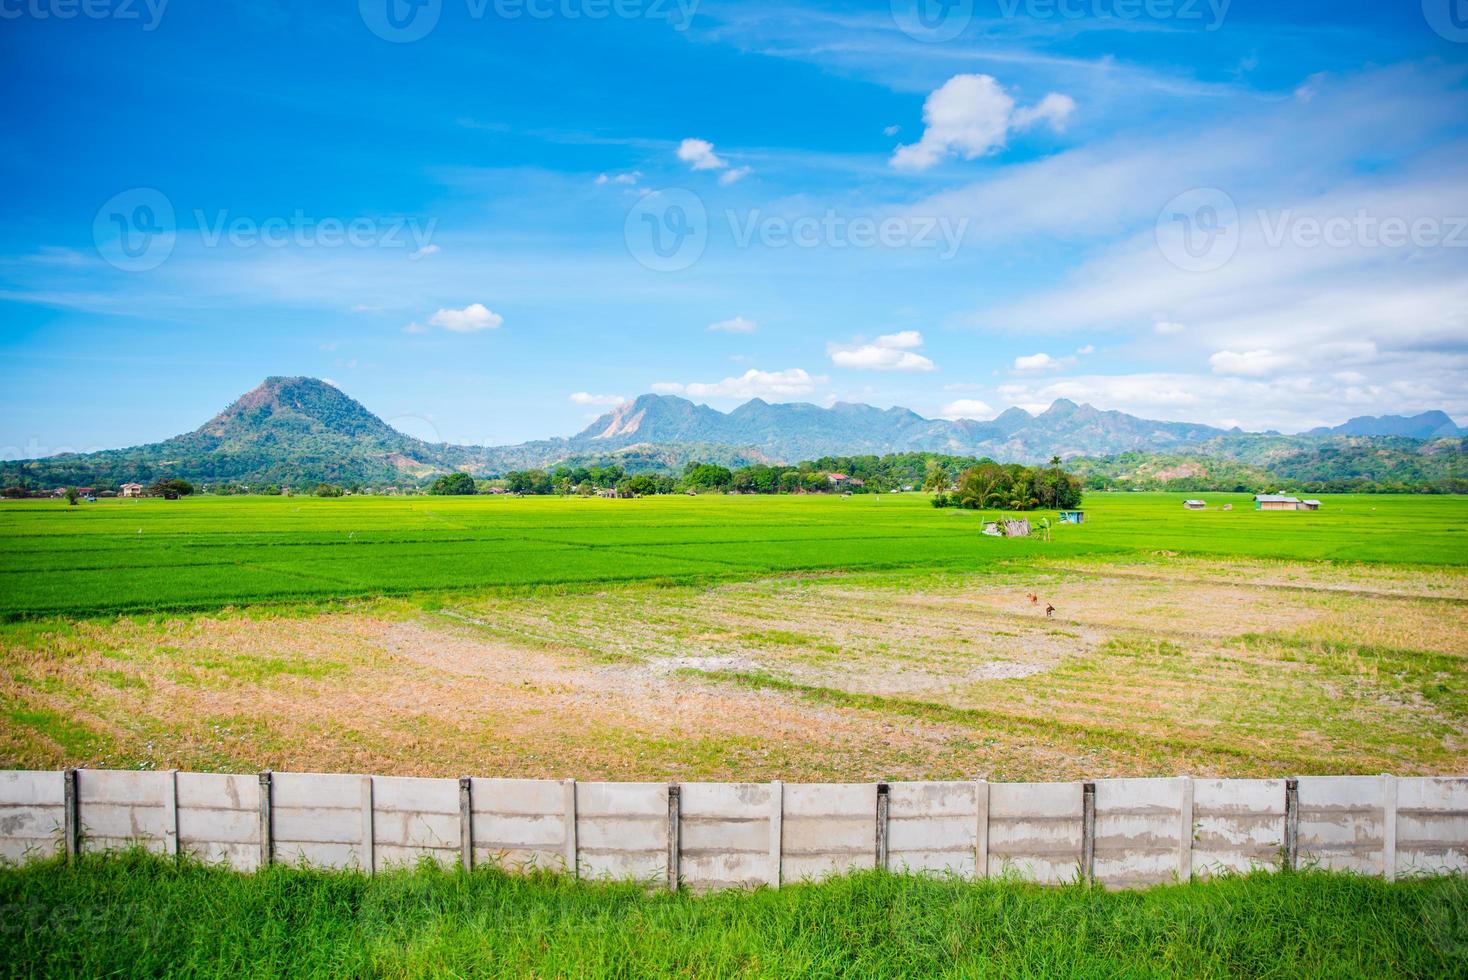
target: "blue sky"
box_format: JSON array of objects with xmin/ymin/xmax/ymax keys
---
[{"xmin": 1, "ymin": 0, "xmax": 1465, "ymax": 454}]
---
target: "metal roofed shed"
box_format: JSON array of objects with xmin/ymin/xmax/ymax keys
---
[{"xmin": 1183, "ymin": 500, "xmax": 1206, "ymax": 510}]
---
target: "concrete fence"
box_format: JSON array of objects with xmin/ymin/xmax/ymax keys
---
[{"xmin": 1, "ymin": 770, "xmax": 1464, "ymax": 890}]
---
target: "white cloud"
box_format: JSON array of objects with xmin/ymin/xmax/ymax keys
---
[
  {"xmin": 828, "ymin": 331, "xmax": 936, "ymax": 372},
  {"xmin": 428, "ymin": 303, "xmax": 503, "ymax": 333},
  {"xmin": 569, "ymin": 392, "xmax": 627, "ymax": 406},
  {"xmin": 409, "ymin": 244, "xmax": 441, "ymax": 260},
  {"xmin": 890, "ymin": 74, "xmax": 1074, "ymax": 172},
  {"xmin": 708, "ymin": 316, "xmax": 757, "ymax": 333},
  {"xmin": 595, "ymin": 171, "xmax": 641, "ymax": 186},
  {"xmin": 718, "ymin": 166, "xmax": 752, "ymax": 186},
  {"xmin": 677, "ymin": 138, "xmax": 727, "ymax": 171},
  {"xmin": 653, "ymin": 368, "xmax": 825, "ymax": 400},
  {"xmin": 883, "ymin": 124, "xmax": 900, "ymax": 137},
  {"xmin": 939, "ymin": 398, "xmax": 996, "ymax": 420},
  {"xmin": 1076, "ymin": 344, "xmax": 1095, "ymax": 355},
  {"xmin": 1154, "ymin": 320, "xmax": 1186, "ymax": 335},
  {"xmin": 1012, "ymin": 93, "xmax": 1076, "ymax": 132},
  {"xmin": 1209, "ymin": 349, "xmax": 1296, "ymax": 377},
  {"xmin": 403, "ymin": 322, "xmax": 426, "ymax": 334},
  {"xmin": 1013, "ymin": 352, "xmax": 1072, "ymax": 372}
]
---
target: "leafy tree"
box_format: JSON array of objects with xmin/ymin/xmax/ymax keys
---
[
  {"xmin": 428, "ymin": 472, "xmax": 478, "ymax": 496},
  {"xmin": 149, "ymin": 478, "xmax": 195, "ymax": 497},
  {"xmin": 65, "ymin": 487, "xmax": 79, "ymax": 506},
  {"xmin": 682, "ymin": 462, "xmax": 734, "ymax": 492},
  {"xmin": 313, "ymin": 483, "xmax": 344, "ymax": 497}
]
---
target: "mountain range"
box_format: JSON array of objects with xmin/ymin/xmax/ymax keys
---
[{"xmin": 1, "ymin": 376, "xmax": 1462, "ymax": 489}]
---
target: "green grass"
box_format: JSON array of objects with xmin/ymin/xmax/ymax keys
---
[
  {"xmin": 0, "ymin": 492, "xmax": 1463, "ymax": 619},
  {"xmin": 0, "ymin": 852, "xmax": 1462, "ymax": 979}
]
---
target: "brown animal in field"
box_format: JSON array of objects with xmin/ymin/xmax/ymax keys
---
[
  {"xmin": 1026, "ymin": 592, "xmax": 1038, "ymax": 604},
  {"xmin": 1045, "ymin": 603, "xmax": 1055, "ymax": 617}
]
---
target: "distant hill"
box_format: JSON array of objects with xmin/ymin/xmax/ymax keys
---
[
  {"xmin": 573, "ymin": 393, "xmax": 1233, "ymax": 462},
  {"xmin": 1305, "ymin": 411, "xmax": 1463, "ymax": 439},
  {"xmin": 1, "ymin": 377, "xmax": 1462, "ymax": 490}
]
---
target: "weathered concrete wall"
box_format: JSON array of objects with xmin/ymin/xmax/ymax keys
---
[
  {"xmin": 177, "ymin": 772, "xmax": 260, "ymax": 872},
  {"xmin": 781, "ymin": 782, "xmax": 876, "ymax": 882},
  {"xmin": 989, "ymin": 781, "xmax": 1083, "ymax": 883},
  {"xmin": 887, "ymin": 781, "xmax": 981, "ymax": 877},
  {"xmin": 3, "ymin": 770, "xmax": 1464, "ymax": 891},
  {"xmin": 470, "ymin": 777, "xmax": 574, "ymax": 873},
  {"xmin": 1192, "ymin": 778, "xmax": 1285, "ymax": 877},
  {"xmin": 77, "ymin": 769, "xmax": 173, "ymax": 857},
  {"xmin": 575, "ymin": 782, "xmax": 667, "ymax": 881},
  {"xmin": 271, "ymin": 771, "xmax": 368, "ymax": 870},
  {"xmin": 1094, "ymin": 777, "xmax": 1188, "ymax": 889},
  {"xmin": 0, "ymin": 770, "xmax": 63, "ymax": 863},
  {"xmin": 679, "ymin": 782, "xmax": 778, "ymax": 890}
]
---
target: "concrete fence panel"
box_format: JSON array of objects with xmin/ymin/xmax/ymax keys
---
[
  {"xmin": 271, "ymin": 771, "xmax": 369, "ymax": 870},
  {"xmin": 887, "ymin": 781, "xmax": 981, "ymax": 877},
  {"xmin": 782, "ymin": 783, "xmax": 877, "ymax": 882},
  {"xmin": 679, "ymin": 782, "xmax": 777, "ymax": 891},
  {"xmin": 0, "ymin": 770, "xmax": 64, "ymax": 863},
  {"xmin": 470, "ymin": 777, "xmax": 574, "ymax": 873},
  {"xmin": 1396, "ymin": 776, "xmax": 1468, "ymax": 876},
  {"xmin": 1094, "ymin": 777, "xmax": 1190, "ymax": 889},
  {"xmin": 575, "ymin": 782, "xmax": 668, "ymax": 881},
  {"xmin": 989, "ymin": 781, "xmax": 1083, "ymax": 883},
  {"xmin": 3, "ymin": 770, "xmax": 1465, "ymax": 891},
  {"xmin": 1191, "ymin": 778, "xmax": 1285, "ymax": 876},
  {"xmin": 176, "ymin": 772, "xmax": 260, "ymax": 871},
  {"xmin": 372, "ymin": 775, "xmax": 460, "ymax": 871},
  {"xmin": 77, "ymin": 769, "xmax": 172, "ymax": 856},
  {"xmin": 1297, "ymin": 775, "xmax": 1387, "ymax": 875}
]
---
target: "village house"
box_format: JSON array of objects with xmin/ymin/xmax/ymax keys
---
[
  {"xmin": 1183, "ymin": 499, "xmax": 1206, "ymax": 510},
  {"xmin": 1254, "ymin": 494, "xmax": 1322, "ymax": 511},
  {"xmin": 120, "ymin": 483, "xmax": 144, "ymax": 498}
]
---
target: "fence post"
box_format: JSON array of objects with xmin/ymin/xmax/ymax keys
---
[
  {"xmin": 875, "ymin": 783, "xmax": 890, "ymax": 871},
  {"xmin": 258, "ymin": 770, "xmax": 274, "ymax": 869},
  {"xmin": 1284, "ymin": 778, "xmax": 1299, "ymax": 871},
  {"xmin": 563, "ymin": 779, "xmax": 578, "ymax": 878},
  {"xmin": 666, "ymin": 785, "xmax": 681, "ymax": 892},
  {"xmin": 1381, "ymin": 774, "xmax": 1397, "ymax": 881},
  {"xmin": 164, "ymin": 769, "xmax": 179, "ymax": 860},
  {"xmin": 63, "ymin": 768, "xmax": 79, "ymax": 864},
  {"xmin": 459, "ymin": 776, "xmax": 473, "ymax": 872},
  {"xmin": 1177, "ymin": 775, "xmax": 1193, "ymax": 882},
  {"xmin": 769, "ymin": 780, "xmax": 783, "ymax": 889},
  {"xmin": 1081, "ymin": 781, "xmax": 1096, "ymax": 886},
  {"xmin": 974, "ymin": 779, "xmax": 990, "ymax": 880},
  {"xmin": 360, "ymin": 776, "xmax": 374, "ymax": 876}
]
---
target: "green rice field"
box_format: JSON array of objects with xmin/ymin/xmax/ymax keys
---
[{"xmin": 0, "ymin": 492, "xmax": 1463, "ymax": 619}]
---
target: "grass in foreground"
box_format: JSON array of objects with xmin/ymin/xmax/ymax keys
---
[{"xmin": 0, "ymin": 853, "xmax": 1463, "ymax": 978}]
